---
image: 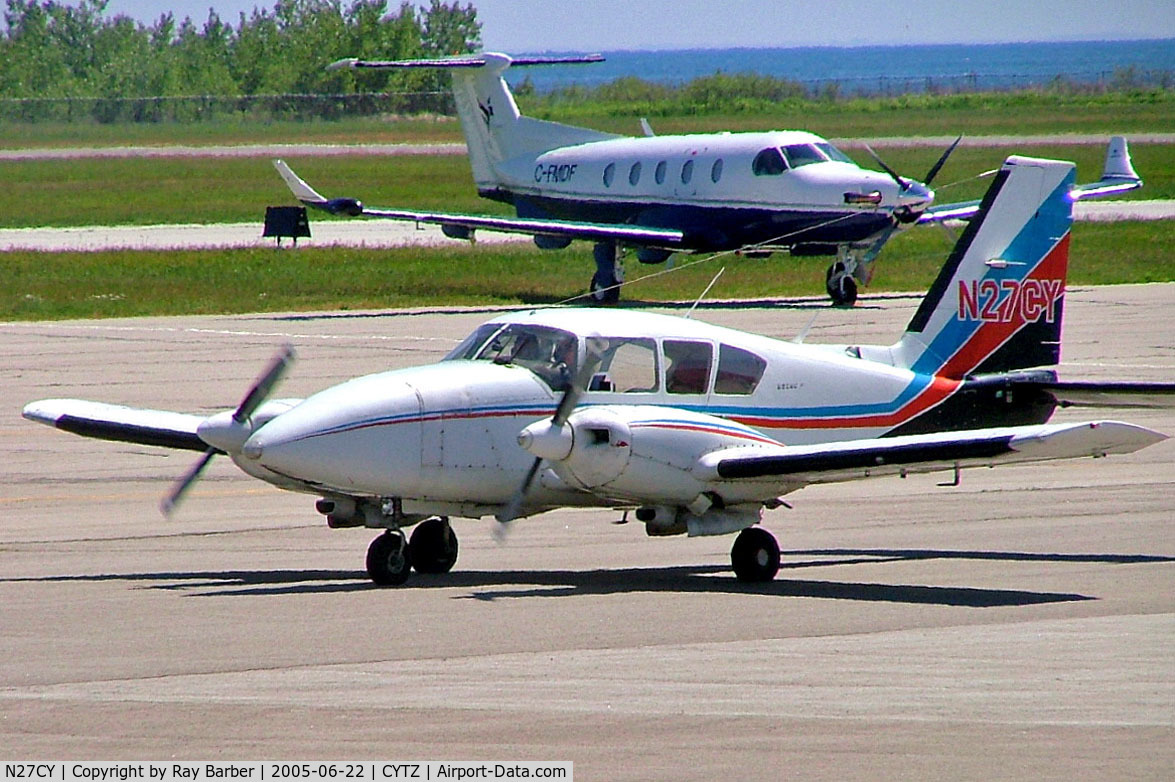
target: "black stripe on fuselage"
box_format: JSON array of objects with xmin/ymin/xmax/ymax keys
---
[{"xmin": 54, "ymin": 415, "xmax": 215, "ymax": 453}]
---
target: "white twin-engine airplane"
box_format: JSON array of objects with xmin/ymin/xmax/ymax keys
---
[
  {"xmin": 26, "ymin": 153, "xmax": 1173, "ymax": 586},
  {"xmin": 275, "ymin": 52, "xmax": 1141, "ymax": 305}
]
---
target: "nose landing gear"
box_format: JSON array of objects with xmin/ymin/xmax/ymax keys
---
[{"xmin": 365, "ymin": 516, "xmax": 459, "ymax": 586}]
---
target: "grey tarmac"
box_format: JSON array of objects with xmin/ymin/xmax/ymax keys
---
[{"xmin": 1, "ymin": 284, "xmax": 1172, "ymax": 780}]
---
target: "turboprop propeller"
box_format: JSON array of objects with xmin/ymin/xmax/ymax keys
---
[
  {"xmin": 494, "ymin": 338, "xmax": 607, "ymax": 531},
  {"xmin": 161, "ymin": 344, "xmax": 296, "ymax": 517}
]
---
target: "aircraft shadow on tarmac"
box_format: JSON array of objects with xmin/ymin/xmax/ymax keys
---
[{"xmin": 9, "ymin": 548, "xmax": 1170, "ymax": 604}]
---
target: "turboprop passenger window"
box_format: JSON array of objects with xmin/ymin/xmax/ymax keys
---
[
  {"xmin": 711, "ymin": 159, "xmax": 724, "ymax": 183},
  {"xmin": 782, "ymin": 144, "xmax": 825, "ymax": 168},
  {"xmin": 655, "ymin": 160, "xmax": 667, "ymax": 184},
  {"xmin": 714, "ymin": 344, "xmax": 767, "ymax": 395},
  {"xmin": 593, "ymin": 337, "xmax": 658, "ymax": 393},
  {"xmin": 681, "ymin": 159, "xmax": 694, "ymax": 184},
  {"xmin": 752, "ymin": 148, "xmax": 787, "ymax": 176},
  {"xmin": 629, "ymin": 162, "xmax": 642, "ymax": 186},
  {"xmin": 603, "ymin": 163, "xmax": 616, "ymax": 187},
  {"xmin": 663, "ymin": 340, "xmax": 713, "ymax": 395}
]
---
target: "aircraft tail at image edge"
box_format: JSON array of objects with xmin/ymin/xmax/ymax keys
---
[{"xmin": 893, "ymin": 155, "xmax": 1077, "ymax": 380}]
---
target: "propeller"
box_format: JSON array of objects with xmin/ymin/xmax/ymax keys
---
[
  {"xmin": 494, "ymin": 339, "xmax": 607, "ymax": 533},
  {"xmin": 161, "ymin": 344, "xmax": 296, "ymax": 517},
  {"xmin": 863, "ymin": 134, "xmax": 961, "ymax": 195}
]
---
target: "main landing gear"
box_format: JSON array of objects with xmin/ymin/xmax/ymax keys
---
[
  {"xmin": 366, "ymin": 516, "xmax": 458, "ymax": 586},
  {"xmin": 590, "ymin": 241, "xmax": 624, "ymax": 305},
  {"xmin": 730, "ymin": 526, "xmax": 781, "ymax": 582}
]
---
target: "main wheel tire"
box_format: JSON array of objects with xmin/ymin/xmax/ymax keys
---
[
  {"xmin": 409, "ymin": 517, "xmax": 459, "ymax": 574},
  {"xmin": 731, "ymin": 526, "xmax": 781, "ymax": 583},
  {"xmin": 825, "ymin": 263, "xmax": 858, "ymax": 307},
  {"xmin": 590, "ymin": 271, "xmax": 621, "ymax": 306},
  {"xmin": 366, "ymin": 531, "xmax": 412, "ymax": 586}
]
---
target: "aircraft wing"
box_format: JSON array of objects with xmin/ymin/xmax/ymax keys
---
[
  {"xmin": 273, "ymin": 160, "xmax": 686, "ymax": 247},
  {"xmin": 695, "ymin": 420, "xmax": 1165, "ymax": 490},
  {"xmin": 918, "ymin": 136, "xmax": 1142, "ymax": 225},
  {"xmin": 23, "ymin": 399, "xmax": 213, "ymax": 452}
]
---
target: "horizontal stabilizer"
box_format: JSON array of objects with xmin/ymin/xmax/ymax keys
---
[
  {"xmin": 695, "ymin": 421, "xmax": 1166, "ymax": 488},
  {"xmin": 23, "ymin": 399, "xmax": 211, "ymax": 452},
  {"xmin": 1036, "ymin": 380, "xmax": 1175, "ymax": 409}
]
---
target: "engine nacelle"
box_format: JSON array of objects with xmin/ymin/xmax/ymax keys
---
[{"xmin": 526, "ymin": 404, "xmax": 781, "ymax": 508}]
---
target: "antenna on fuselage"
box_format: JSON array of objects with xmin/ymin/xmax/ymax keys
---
[
  {"xmin": 792, "ymin": 311, "xmax": 819, "ymax": 344},
  {"xmin": 684, "ymin": 267, "xmax": 725, "ymax": 319}
]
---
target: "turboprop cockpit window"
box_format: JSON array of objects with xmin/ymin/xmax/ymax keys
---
[
  {"xmin": 781, "ymin": 143, "xmax": 826, "ymax": 168},
  {"xmin": 815, "ymin": 142, "xmax": 855, "ymax": 164},
  {"xmin": 470, "ymin": 324, "xmax": 579, "ymax": 391},
  {"xmin": 444, "ymin": 323, "xmax": 505, "ymax": 360}
]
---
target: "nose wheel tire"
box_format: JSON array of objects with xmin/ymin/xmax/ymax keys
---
[
  {"xmin": 366, "ymin": 530, "xmax": 412, "ymax": 586},
  {"xmin": 409, "ymin": 516, "xmax": 459, "ymax": 574},
  {"xmin": 731, "ymin": 526, "xmax": 781, "ymax": 582}
]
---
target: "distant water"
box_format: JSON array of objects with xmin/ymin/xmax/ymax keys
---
[{"xmin": 510, "ymin": 39, "xmax": 1175, "ymax": 95}]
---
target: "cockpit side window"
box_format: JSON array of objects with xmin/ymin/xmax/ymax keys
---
[
  {"xmin": 663, "ymin": 340, "xmax": 713, "ymax": 395},
  {"xmin": 465, "ymin": 324, "xmax": 578, "ymax": 390},
  {"xmin": 714, "ymin": 344, "xmax": 767, "ymax": 395},
  {"xmin": 781, "ymin": 143, "xmax": 826, "ymax": 168},
  {"xmin": 752, "ymin": 147, "xmax": 788, "ymax": 176},
  {"xmin": 589, "ymin": 337, "xmax": 658, "ymax": 393}
]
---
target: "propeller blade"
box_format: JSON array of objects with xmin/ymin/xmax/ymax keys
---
[
  {"xmin": 495, "ymin": 456, "xmax": 544, "ymax": 526},
  {"xmin": 233, "ymin": 343, "xmax": 296, "ymax": 423},
  {"xmin": 923, "ymin": 135, "xmax": 962, "ymax": 186},
  {"xmin": 161, "ymin": 448, "xmax": 217, "ymax": 518},
  {"xmin": 863, "ymin": 143, "xmax": 907, "ymax": 191}
]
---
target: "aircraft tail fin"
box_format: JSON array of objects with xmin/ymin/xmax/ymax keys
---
[
  {"xmin": 329, "ymin": 53, "xmax": 619, "ymax": 193},
  {"xmin": 893, "ymin": 154, "xmax": 1076, "ymax": 380}
]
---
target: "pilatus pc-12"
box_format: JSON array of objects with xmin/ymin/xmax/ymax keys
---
[
  {"xmin": 27, "ymin": 153, "xmax": 1171, "ymax": 585},
  {"xmin": 275, "ymin": 52, "xmax": 1140, "ymax": 305}
]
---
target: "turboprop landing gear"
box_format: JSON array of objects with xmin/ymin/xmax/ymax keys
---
[
  {"xmin": 366, "ymin": 529, "xmax": 411, "ymax": 586},
  {"xmin": 730, "ymin": 526, "xmax": 781, "ymax": 582},
  {"xmin": 409, "ymin": 516, "xmax": 459, "ymax": 574},
  {"xmin": 590, "ymin": 241, "xmax": 624, "ymax": 305},
  {"xmin": 825, "ymin": 260, "xmax": 858, "ymax": 307}
]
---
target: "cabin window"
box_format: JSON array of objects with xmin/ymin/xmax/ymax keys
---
[
  {"xmin": 714, "ymin": 344, "xmax": 767, "ymax": 395},
  {"xmin": 603, "ymin": 163, "xmax": 616, "ymax": 187},
  {"xmin": 628, "ymin": 161, "xmax": 642, "ymax": 186},
  {"xmin": 752, "ymin": 147, "xmax": 787, "ymax": 176},
  {"xmin": 781, "ymin": 144, "xmax": 825, "ymax": 168},
  {"xmin": 655, "ymin": 160, "xmax": 667, "ymax": 184},
  {"xmin": 591, "ymin": 337, "xmax": 659, "ymax": 393},
  {"xmin": 711, "ymin": 158, "xmax": 724, "ymax": 183},
  {"xmin": 681, "ymin": 159, "xmax": 694, "ymax": 184},
  {"xmin": 663, "ymin": 340, "xmax": 713, "ymax": 395}
]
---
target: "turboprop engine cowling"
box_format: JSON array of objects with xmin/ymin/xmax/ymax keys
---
[{"xmin": 520, "ymin": 404, "xmax": 783, "ymax": 507}]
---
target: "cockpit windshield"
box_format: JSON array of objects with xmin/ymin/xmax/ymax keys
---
[
  {"xmin": 781, "ymin": 142, "xmax": 857, "ymax": 168},
  {"xmin": 443, "ymin": 322, "xmax": 578, "ymax": 390},
  {"xmin": 815, "ymin": 141, "xmax": 856, "ymax": 165}
]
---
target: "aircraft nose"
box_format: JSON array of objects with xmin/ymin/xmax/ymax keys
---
[
  {"xmin": 898, "ymin": 180, "xmax": 934, "ymax": 209},
  {"xmin": 241, "ymin": 375, "xmax": 423, "ymax": 494}
]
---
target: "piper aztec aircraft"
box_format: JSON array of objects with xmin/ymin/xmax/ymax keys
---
[
  {"xmin": 26, "ymin": 153, "xmax": 1172, "ymax": 586},
  {"xmin": 275, "ymin": 52, "xmax": 1141, "ymax": 305}
]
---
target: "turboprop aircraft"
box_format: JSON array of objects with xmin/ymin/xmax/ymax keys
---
[
  {"xmin": 26, "ymin": 152, "xmax": 1172, "ymax": 586},
  {"xmin": 275, "ymin": 52, "xmax": 1141, "ymax": 305}
]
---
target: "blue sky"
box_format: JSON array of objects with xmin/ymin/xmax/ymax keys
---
[{"xmin": 103, "ymin": 0, "xmax": 1175, "ymax": 51}]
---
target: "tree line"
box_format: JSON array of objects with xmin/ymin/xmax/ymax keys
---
[{"xmin": 0, "ymin": 0, "xmax": 479, "ymax": 120}]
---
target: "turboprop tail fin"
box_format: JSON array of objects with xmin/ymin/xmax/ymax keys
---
[
  {"xmin": 329, "ymin": 52, "xmax": 619, "ymax": 194},
  {"xmin": 893, "ymin": 154, "xmax": 1076, "ymax": 380}
]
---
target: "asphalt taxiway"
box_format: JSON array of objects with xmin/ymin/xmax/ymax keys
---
[{"xmin": 1, "ymin": 285, "xmax": 1172, "ymax": 779}]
